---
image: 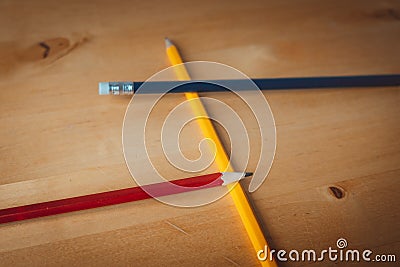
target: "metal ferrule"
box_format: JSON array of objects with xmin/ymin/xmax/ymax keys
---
[{"xmin": 109, "ymin": 82, "xmax": 135, "ymax": 95}]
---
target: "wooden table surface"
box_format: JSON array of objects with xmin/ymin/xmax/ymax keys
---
[{"xmin": 0, "ymin": 0, "xmax": 399, "ymax": 266}]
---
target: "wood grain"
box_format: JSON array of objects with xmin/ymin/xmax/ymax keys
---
[{"xmin": 0, "ymin": 0, "xmax": 399, "ymax": 266}]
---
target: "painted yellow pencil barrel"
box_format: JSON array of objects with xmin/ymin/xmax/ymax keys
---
[{"xmin": 165, "ymin": 39, "xmax": 277, "ymax": 267}]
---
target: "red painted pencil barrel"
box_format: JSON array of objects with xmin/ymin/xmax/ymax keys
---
[{"xmin": 0, "ymin": 173, "xmax": 223, "ymax": 224}]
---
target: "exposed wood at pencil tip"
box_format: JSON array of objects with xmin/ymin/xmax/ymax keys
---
[{"xmin": 164, "ymin": 37, "xmax": 173, "ymax": 48}]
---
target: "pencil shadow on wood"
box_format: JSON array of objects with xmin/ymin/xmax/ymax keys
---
[{"xmin": 240, "ymin": 183, "xmax": 279, "ymax": 249}]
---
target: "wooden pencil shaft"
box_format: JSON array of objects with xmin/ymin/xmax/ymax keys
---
[
  {"xmin": 165, "ymin": 39, "xmax": 277, "ymax": 267},
  {"xmin": 0, "ymin": 172, "xmax": 224, "ymax": 224},
  {"xmin": 99, "ymin": 74, "xmax": 400, "ymax": 95}
]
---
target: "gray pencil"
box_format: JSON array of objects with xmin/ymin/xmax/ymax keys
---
[{"xmin": 99, "ymin": 74, "xmax": 400, "ymax": 95}]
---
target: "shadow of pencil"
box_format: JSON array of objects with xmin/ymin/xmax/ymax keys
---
[{"xmin": 240, "ymin": 181, "xmax": 279, "ymax": 250}]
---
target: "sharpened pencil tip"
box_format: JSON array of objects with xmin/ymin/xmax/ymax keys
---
[
  {"xmin": 165, "ymin": 37, "xmax": 173, "ymax": 48},
  {"xmin": 244, "ymin": 172, "xmax": 253, "ymax": 177}
]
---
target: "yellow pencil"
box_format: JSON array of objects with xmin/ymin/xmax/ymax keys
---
[{"xmin": 165, "ymin": 38, "xmax": 277, "ymax": 267}]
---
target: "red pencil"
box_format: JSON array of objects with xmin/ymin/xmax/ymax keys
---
[{"xmin": 0, "ymin": 172, "xmax": 251, "ymax": 224}]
